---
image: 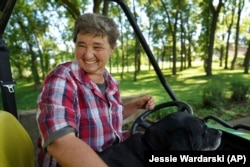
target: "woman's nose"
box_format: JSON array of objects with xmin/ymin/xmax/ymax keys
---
[{"xmin": 84, "ymin": 48, "xmax": 94, "ymax": 58}]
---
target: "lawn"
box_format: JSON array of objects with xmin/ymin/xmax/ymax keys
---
[
  {"xmin": 113, "ymin": 64, "xmax": 250, "ymax": 121},
  {"xmin": 0, "ymin": 63, "xmax": 249, "ymax": 122}
]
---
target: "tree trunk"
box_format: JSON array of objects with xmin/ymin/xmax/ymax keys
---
[
  {"xmin": 230, "ymin": 0, "xmax": 244, "ymax": 70},
  {"xmin": 187, "ymin": 33, "xmax": 192, "ymax": 68},
  {"xmin": 224, "ymin": 24, "xmax": 233, "ymax": 69},
  {"xmin": 133, "ymin": 39, "xmax": 140, "ymax": 82},
  {"xmin": 244, "ymin": 41, "xmax": 250, "ymax": 74},
  {"xmin": 93, "ymin": 0, "xmax": 102, "ymax": 13},
  {"xmin": 30, "ymin": 52, "xmax": 41, "ymax": 90},
  {"xmin": 102, "ymin": 0, "xmax": 109, "ymax": 15},
  {"xmin": 206, "ymin": 0, "xmax": 224, "ymax": 76},
  {"xmin": 219, "ymin": 44, "xmax": 224, "ymax": 67}
]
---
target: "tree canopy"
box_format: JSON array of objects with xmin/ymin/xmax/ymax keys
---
[{"xmin": 3, "ymin": 0, "xmax": 250, "ymax": 89}]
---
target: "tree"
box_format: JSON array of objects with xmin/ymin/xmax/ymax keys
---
[
  {"xmin": 4, "ymin": 0, "xmax": 250, "ymax": 88},
  {"xmin": 205, "ymin": 0, "xmax": 225, "ymax": 76},
  {"xmin": 230, "ymin": 0, "xmax": 244, "ymax": 70},
  {"xmin": 55, "ymin": 0, "xmax": 81, "ymax": 19},
  {"xmin": 160, "ymin": 0, "xmax": 181, "ymax": 75},
  {"xmin": 244, "ymin": 40, "xmax": 250, "ymax": 74},
  {"xmin": 7, "ymin": 1, "xmax": 50, "ymax": 89},
  {"xmin": 223, "ymin": 0, "xmax": 236, "ymax": 69}
]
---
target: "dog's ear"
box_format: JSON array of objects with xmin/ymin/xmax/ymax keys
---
[{"xmin": 184, "ymin": 117, "xmax": 204, "ymax": 150}]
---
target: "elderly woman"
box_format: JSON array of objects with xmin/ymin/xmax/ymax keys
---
[{"xmin": 36, "ymin": 13, "xmax": 155, "ymax": 167}]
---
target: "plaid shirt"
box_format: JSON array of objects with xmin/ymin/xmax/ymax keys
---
[{"xmin": 36, "ymin": 60, "xmax": 123, "ymax": 166}]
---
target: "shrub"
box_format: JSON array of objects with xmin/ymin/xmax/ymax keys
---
[
  {"xmin": 202, "ymin": 83, "xmax": 225, "ymax": 109},
  {"xmin": 230, "ymin": 81, "xmax": 249, "ymax": 102}
]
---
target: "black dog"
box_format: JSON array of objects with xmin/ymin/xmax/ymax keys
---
[{"xmin": 99, "ymin": 112, "xmax": 222, "ymax": 167}]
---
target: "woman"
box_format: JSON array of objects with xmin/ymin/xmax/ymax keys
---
[{"xmin": 36, "ymin": 13, "xmax": 155, "ymax": 167}]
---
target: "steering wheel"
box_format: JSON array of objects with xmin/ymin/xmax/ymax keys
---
[{"xmin": 130, "ymin": 101, "xmax": 193, "ymax": 135}]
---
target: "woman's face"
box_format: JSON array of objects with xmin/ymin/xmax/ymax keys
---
[{"xmin": 75, "ymin": 33, "xmax": 114, "ymax": 77}]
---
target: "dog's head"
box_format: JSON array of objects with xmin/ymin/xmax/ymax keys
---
[{"xmin": 143, "ymin": 112, "xmax": 222, "ymax": 151}]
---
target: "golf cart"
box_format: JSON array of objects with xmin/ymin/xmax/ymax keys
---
[
  {"xmin": 1, "ymin": 1, "xmax": 34, "ymax": 167},
  {"xmin": 108, "ymin": 0, "xmax": 250, "ymax": 150},
  {"xmin": 0, "ymin": 0, "xmax": 250, "ymax": 166}
]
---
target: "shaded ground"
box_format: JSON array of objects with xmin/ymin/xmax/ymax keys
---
[{"xmin": 228, "ymin": 116, "xmax": 250, "ymax": 125}]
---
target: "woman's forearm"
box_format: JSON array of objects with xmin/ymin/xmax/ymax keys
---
[{"xmin": 47, "ymin": 133, "xmax": 108, "ymax": 167}]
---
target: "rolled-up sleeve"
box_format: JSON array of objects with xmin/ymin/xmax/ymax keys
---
[{"xmin": 36, "ymin": 71, "xmax": 78, "ymax": 148}]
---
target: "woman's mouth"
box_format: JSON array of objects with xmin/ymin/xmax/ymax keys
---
[{"xmin": 84, "ymin": 60, "xmax": 97, "ymax": 65}]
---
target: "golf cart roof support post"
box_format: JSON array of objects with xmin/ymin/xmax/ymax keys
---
[
  {"xmin": 109, "ymin": 0, "xmax": 178, "ymax": 101},
  {"xmin": 0, "ymin": 0, "xmax": 17, "ymax": 35},
  {"xmin": 0, "ymin": 37, "xmax": 18, "ymax": 119},
  {"xmin": 0, "ymin": 0, "xmax": 18, "ymax": 118}
]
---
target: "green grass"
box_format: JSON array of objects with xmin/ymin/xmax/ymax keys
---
[
  {"xmin": 112, "ymin": 64, "xmax": 250, "ymax": 121},
  {"xmin": 0, "ymin": 63, "xmax": 249, "ymax": 122}
]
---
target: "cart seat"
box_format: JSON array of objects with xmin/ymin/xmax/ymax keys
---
[{"xmin": 0, "ymin": 110, "xmax": 34, "ymax": 167}]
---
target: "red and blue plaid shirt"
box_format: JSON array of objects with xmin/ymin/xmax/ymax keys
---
[{"xmin": 36, "ymin": 60, "xmax": 123, "ymax": 166}]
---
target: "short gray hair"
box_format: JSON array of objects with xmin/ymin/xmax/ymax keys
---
[{"xmin": 73, "ymin": 13, "xmax": 119, "ymax": 48}]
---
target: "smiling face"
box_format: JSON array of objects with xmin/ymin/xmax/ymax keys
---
[{"xmin": 75, "ymin": 33, "xmax": 114, "ymax": 83}]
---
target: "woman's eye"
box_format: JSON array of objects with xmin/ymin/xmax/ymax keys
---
[
  {"xmin": 79, "ymin": 45, "xmax": 86, "ymax": 48},
  {"xmin": 94, "ymin": 47, "xmax": 102, "ymax": 51}
]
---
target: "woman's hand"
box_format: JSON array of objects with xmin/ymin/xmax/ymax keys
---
[
  {"xmin": 136, "ymin": 95, "xmax": 155, "ymax": 110},
  {"xmin": 123, "ymin": 95, "xmax": 155, "ymax": 119}
]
